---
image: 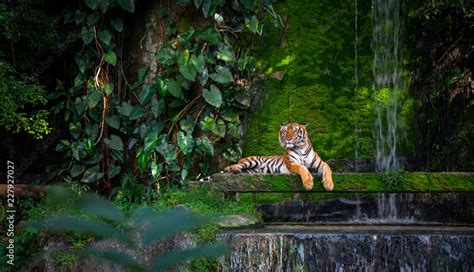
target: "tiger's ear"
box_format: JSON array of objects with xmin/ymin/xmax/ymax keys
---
[
  {"xmin": 302, "ymin": 121, "xmax": 308, "ymax": 126},
  {"xmin": 281, "ymin": 122, "xmax": 287, "ymax": 126}
]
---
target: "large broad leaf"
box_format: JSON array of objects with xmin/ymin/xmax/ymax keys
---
[
  {"xmin": 117, "ymin": 101, "xmax": 133, "ymax": 117},
  {"xmin": 106, "ymin": 115, "xmax": 120, "ymax": 129},
  {"xmin": 151, "ymin": 97, "xmax": 165, "ymax": 118},
  {"xmin": 111, "ymin": 17, "xmax": 123, "ymax": 32},
  {"xmin": 222, "ymin": 145, "xmax": 242, "ymax": 162},
  {"xmin": 151, "ymin": 243, "xmax": 228, "ymax": 271},
  {"xmin": 81, "ymin": 166, "xmax": 104, "ymax": 183},
  {"xmin": 155, "ymin": 47, "xmax": 175, "ymax": 66},
  {"xmin": 156, "ymin": 142, "xmax": 177, "ymax": 164},
  {"xmin": 87, "ymin": 89, "xmax": 102, "ymax": 108},
  {"xmin": 74, "ymin": 193, "xmax": 125, "ymax": 222},
  {"xmin": 191, "ymin": 54, "xmax": 206, "ymax": 73},
  {"xmin": 98, "ymin": 29, "xmax": 112, "ymax": 45},
  {"xmin": 220, "ymin": 109, "xmax": 240, "ymax": 123},
  {"xmin": 108, "ymin": 164, "xmax": 121, "ymax": 179},
  {"xmin": 217, "ymin": 46, "xmax": 236, "ymax": 63},
  {"xmin": 84, "ymin": 0, "xmax": 99, "ymax": 9},
  {"xmin": 36, "ymin": 216, "xmax": 133, "ymax": 245},
  {"xmin": 179, "ymin": 64, "xmax": 197, "ymax": 81},
  {"xmin": 81, "ymin": 27, "xmax": 94, "ymax": 45},
  {"xmin": 103, "ymin": 51, "xmax": 117, "ymax": 66},
  {"xmin": 202, "ymin": 84, "xmax": 222, "ymax": 107},
  {"xmin": 139, "ymin": 85, "xmax": 154, "ymax": 105},
  {"xmin": 69, "ymin": 122, "xmax": 81, "ymax": 139},
  {"xmin": 202, "ymin": 0, "xmax": 212, "ymax": 17},
  {"xmin": 210, "ymin": 66, "xmax": 233, "ymax": 83},
  {"xmin": 200, "ymin": 28, "xmax": 220, "ymax": 44},
  {"xmin": 117, "ymin": 0, "xmax": 135, "ymax": 12},
  {"xmin": 245, "ymin": 15, "xmax": 259, "ymax": 34},
  {"xmin": 144, "ymin": 132, "xmax": 159, "ymax": 153},
  {"xmin": 167, "ymin": 79, "xmax": 182, "ymax": 98},
  {"xmin": 195, "ymin": 136, "xmax": 214, "ymax": 156},
  {"xmin": 151, "ymin": 161, "xmax": 162, "ymax": 179},
  {"xmin": 70, "ymin": 163, "xmax": 85, "ymax": 178},
  {"xmin": 177, "ymin": 131, "xmax": 194, "ymax": 155},
  {"xmin": 104, "ymin": 134, "xmax": 124, "ymax": 151},
  {"xmin": 193, "ymin": 0, "xmax": 203, "ymax": 8}
]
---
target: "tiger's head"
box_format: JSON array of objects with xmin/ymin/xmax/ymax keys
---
[{"xmin": 279, "ymin": 122, "xmax": 308, "ymax": 150}]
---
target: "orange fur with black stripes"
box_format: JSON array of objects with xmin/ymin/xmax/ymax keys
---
[{"xmin": 224, "ymin": 123, "xmax": 334, "ymax": 191}]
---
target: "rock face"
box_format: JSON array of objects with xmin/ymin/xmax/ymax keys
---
[
  {"xmin": 37, "ymin": 233, "xmax": 194, "ymax": 272},
  {"xmin": 258, "ymin": 193, "xmax": 474, "ymax": 224},
  {"xmin": 220, "ymin": 225, "xmax": 474, "ymax": 272}
]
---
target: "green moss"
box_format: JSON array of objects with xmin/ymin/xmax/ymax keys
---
[
  {"xmin": 244, "ymin": 0, "xmax": 376, "ymax": 160},
  {"xmin": 210, "ymin": 173, "xmax": 474, "ymax": 192}
]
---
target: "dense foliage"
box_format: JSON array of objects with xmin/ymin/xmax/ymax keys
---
[{"xmin": 406, "ymin": 1, "xmax": 474, "ymax": 171}]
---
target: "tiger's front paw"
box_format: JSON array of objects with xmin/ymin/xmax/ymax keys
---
[
  {"xmin": 322, "ymin": 172, "xmax": 334, "ymax": 191},
  {"xmin": 302, "ymin": 174, "xmax": 314, "ymax": 190}
]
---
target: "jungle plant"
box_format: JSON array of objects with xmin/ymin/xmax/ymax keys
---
[
  {"xmin": 36, "ymin": 187, "xmax": 227, "ymax": 271},
  {"xmin": 53, "ymin": 0, "xmax": 281, "ymax": 192}
]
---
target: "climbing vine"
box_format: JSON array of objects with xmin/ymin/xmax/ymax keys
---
[{"xmin": 53, "ymin": 0, "xmax": 280, "ymax": 191}]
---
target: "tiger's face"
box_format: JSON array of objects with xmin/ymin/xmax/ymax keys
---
[{"xmin": 279, "ymin": 123, "xmax": 308, "ymax": 149}]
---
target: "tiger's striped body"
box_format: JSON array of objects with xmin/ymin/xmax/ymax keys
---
[{"xmin": 224, "ymin": 123, "xmax": 334, "ymax": 191}]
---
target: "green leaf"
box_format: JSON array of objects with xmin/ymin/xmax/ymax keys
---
[
  {"xmin": 74, "ymin": 193, "xmax": 125, "ymax": 222},
  {"xmin": 104, "ymin": 83, "xmax": 114, "ymax": 96},
  {"xmin": 117, "ymin": 101, "xmax": 132, "ymax": 117},
  {"xmin": 87, "ymin": 89, "xmax": 102, "ymax": 108},
  {"xmin": 86, "ymin": 123, "xmax": 99, "ymax": 140},
  {"xmin": 222, "ymin": 145, "xmax": 242, "ymax": 162},
  {"xmin": 179, "ymin": 64, "xmax": 197, "ymax": 81},
  {"xmin": 193, "ymin": 0, "xmax": 203, "ymax": 8},
  {"xmin": 81, "ymin": 27, "xmax": 94, "ymax": 45},
  {"xmin": 69, "ymin": 122, "xmax": 81, "ymax": 139},
  {"xmin": 117, "ymin": 0, "xmax": 135, "ymax": 12},
  {"xmin": 195, "ymin": 136, "xmax": 214, "ymax": 156},
  {"xmin": 103, "ymin": 51, "xmax": 117, "ymax": 66},
  {"xmin": 98, "ymin": 0, "xmax": 110, "ymax": 13},
  {"xmin": 217, "ymin": 46, "xmax": 236, "ymax": 63},
  {"xmin": 202, "ymin": 0, "xmax": 212, "ymax": 17},
  {"xmin": 129, "ymin": 105, "xmax": 146, "ymax": 121},
  {"xmin": 151, "ymin": 97, "xmax": 165, "ymax": 118},
  {"xmin": 81, "ymin": 166, "xmax": 104, "ymax": 183},
  {"xmin": 200, "ymin": 68, "xmax": 209, "ymax": 86},
  {"xmin": 168, "ymin": 79, "xmax": 182, "ymax": 98},
  {"xmin": 83, "ymin": 138, "xmax": 95, "ymax": 156},
  {"xmin": 106, "ymin": 115, "xmax": 120, "ymax": 129},
  {"xmin": 215, "ymin": 118, "xmax": 226, "ymax": 137},
  {"xmin": 108, "ymin": 164, "xmax": 121, "ymax": 179},
  {"xmin": 104, "ymin": 135, "xmax": 124, "ymax": 151},
  {"xmin": 240, "ymin": 0, "xmax": 253, "ymax": 10},
  {"xmin": 156, "ymin": 78, "xmax": 168, "ymax": 97},
  {"xmin": 111, "ymin": 17, "xmax": 123, "ymax": 32},
  {"xmin": 179, "ymin": 115, "xmax": 194, "ymax": 131},
  {"xmin": 202, "ymin": 84, "xmax": 222, "ymax": 107},
  {"xmin": 139, "ymin": 85, "xmax": 154, "ymax": 105},
  {"xmin": 87, "ymin": 13, "xmax": 100, "ymax": 26},
  {"xmin": 157, "ymin": 142, "xmax": 177, "ymax": 164},
  {"xmin": 191, "ymin": 54, "xmax": 206, "ymax": 73},
  {"xmin": 84, "ymin": 0, "xmax": 99, "ymax": 9},
  {"xmin": 156, "ymin": 47, "xmax": 175, "ymax": 66},
  {"xmin": 151, "ymin": 161, "xmax": 162, "ymax": 179},
  {"xmin": 227, "ymin": 122, "xmax": 243, "ymax": 138},
  {"xmin": 98, "ymin": 29, "xmax": 112, "ymax": 45},
  {"xmin": 70, "ymin": 163, "xmax": 85, "ymax": 178},
  {"xmin": 144, "ymin": 132, "xmax": 159, "ymax": 153},
  {"xmin": 245, "ymin": 15, "xmax": 259, "ymax": 33},
  {"xmin": 200, "ymin": 28, "xmax": 220, "ymax": 44},
  {"xmin": 136, "ymin": 147, "xmax": 147, "ymax": 172},
  {"xmin": 210, "ymin": 65, "xmax": 233, "ymax": 83},
  {"xmin": 220, "ymin": 109, "xmax": 240, "ymax": 122},
  {"xmin": 177, "ymin": 131, "xmax": 194, "ymax": 155}
]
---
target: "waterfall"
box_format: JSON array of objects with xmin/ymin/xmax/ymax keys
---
[{"xmin": 372, "ymin": 0, "xmax": 403, "ymax": 172}]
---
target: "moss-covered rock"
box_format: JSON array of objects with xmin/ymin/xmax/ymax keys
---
[{"xmin": 207, "ymin": 172, "xmax": 474, "ymax": 192}]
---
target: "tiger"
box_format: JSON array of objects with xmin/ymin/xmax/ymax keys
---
[{"xmin": 223, "ymin": 122, "xmax": 334, "ymax": 191}]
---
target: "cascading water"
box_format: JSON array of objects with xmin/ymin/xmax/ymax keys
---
[{"xmin": 372, "ymin": 0, "xmax": 403, "ymax": 172}]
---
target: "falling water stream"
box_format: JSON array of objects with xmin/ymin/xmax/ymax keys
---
[{"xmin": 372, "ymin": 0, "xmax": 403, "ymax": 172}]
